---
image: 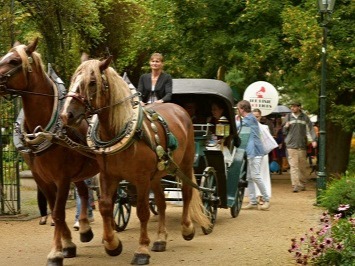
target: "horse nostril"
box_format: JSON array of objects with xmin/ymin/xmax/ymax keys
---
[{"xmin": 67, "ymin": 112, "xmax": 74, "ymax": 119}]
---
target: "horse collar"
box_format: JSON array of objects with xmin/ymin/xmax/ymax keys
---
[
  {"xmin": 13, "ymin": 71, "xmax": 66, "ymax": 155},
  {"xmin": 86, "ymin": 88, "xmax": 143, "ymax": 155}
]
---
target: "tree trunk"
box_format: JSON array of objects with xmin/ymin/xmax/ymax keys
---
[{"xmin": 326, "ymin": 120, "xmax": 352, "ymax": 177}]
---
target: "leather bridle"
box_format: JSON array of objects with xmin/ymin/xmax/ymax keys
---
[
  {"xmin": 0, "ymin": 59, "xmax": 25, "ymax": 96},
  {"xmin": 65, "ymin": 74, "xmax": 140, "ymax": 118},
  {"xmin": 0, "ymin": 55, "xmax": 55, "ymax": 98}
]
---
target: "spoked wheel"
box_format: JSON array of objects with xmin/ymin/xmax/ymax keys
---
[
  {"xmin": 114, "ymin": 186, "xmax": 132, "ymax": 232},
  {"xmin": 230, "ymin": 187, "xmax": 245, "ymax": 218},
  {"xmin": 200, "ymin": 167, "xmax": 219, "ymax": 235},
  {"xmin": 230, "ymin": 155, "xmax": 247, "ymax": 218}
]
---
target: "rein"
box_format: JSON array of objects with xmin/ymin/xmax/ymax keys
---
[
  {"xmin": 65, "ymin": 91, "xmax": 141, "ymax": 116},
  {"xmin": 94, "ymin": 92, "xmax": 141, "ymax": 114},
  {"xmin": 0, "ymin": 55, "xmax": 62, "ymax": 99}
]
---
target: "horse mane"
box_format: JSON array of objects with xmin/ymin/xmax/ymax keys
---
[
  {"xmin": 71, "ymin": 60, "xmax": 133, "ymax": 133},
  {"xmin": 12, "ymin": 44, "xmax": 46, "ymax": 81}
]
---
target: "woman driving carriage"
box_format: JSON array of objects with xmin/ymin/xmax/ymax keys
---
[{"xmin": 137, "ymin": 53, "xmax": 172, "ymax": 106}]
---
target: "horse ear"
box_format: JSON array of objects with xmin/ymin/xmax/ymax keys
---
[
  {"xmin": 99, "ymin": 56, "xmax": 113, "ymax": 72},
  {"xmin": 26, "ymin": 37, "xmax": 39, "ymax": 55},
  {"xmin": 81, "ymin": 52, "xmax": 90, "ymax": 62},
  {"xmin": 13, "ymin": 41, "xmax": 21, "ymax": 47}
]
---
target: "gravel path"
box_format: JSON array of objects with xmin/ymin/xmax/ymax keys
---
[{"xmin": 0, "ymin": 173, "xmax": 323, "ymax": 266}]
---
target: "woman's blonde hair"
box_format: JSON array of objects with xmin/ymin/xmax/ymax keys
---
[{"xmin": 150, "ymin": 53, "xmax": 164, "ymax": 62}]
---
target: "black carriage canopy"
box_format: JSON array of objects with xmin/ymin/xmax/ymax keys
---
[{"xmin": 171, "ymin": 79, "xmax": 237, "ymax": 136}]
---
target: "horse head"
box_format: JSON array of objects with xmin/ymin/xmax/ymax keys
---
[
  {"xmin": 60, "ymin": 56, "xmax": 114, "ymax": 128},
  {"xmin": 0, "ymin": 37, "xmax": 43, "ymax": 97}
]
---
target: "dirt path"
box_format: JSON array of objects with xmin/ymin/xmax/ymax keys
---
[{"xmin": 0, "ymin": 174, "xmax": 323, "ymax": 266}]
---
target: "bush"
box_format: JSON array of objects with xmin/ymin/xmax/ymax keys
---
[
  {"xmin": 289, "ymin": 206, "xmax": 355, "ymax": 265},
  {"xmin": 319, "ymin": 174, "xmax": 355, "ymax": 217}
]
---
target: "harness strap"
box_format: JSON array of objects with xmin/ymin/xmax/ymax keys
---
[{"xmin": 164, "ymin": 153, "xmax": 200, "ymax": 191}]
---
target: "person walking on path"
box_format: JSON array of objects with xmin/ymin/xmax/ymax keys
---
[
  {"xmin": 283, "ymin": 101, "xmax": 317, "ymax": 192},
  {"xmin": 73, "ymin": 177, "xmax": 95, "ymax": 230},
  {"xmin": 237, "ymin": 100, "xmax": 270, "ymax": 210},
  {"xmin": 137, "ymin": 53, "xmax": 172, "ymax": 106},
  {"xmin": 251, "ymin": 108, "xmax": 272, "ymax": 203},
  {"xmin": 37, "ymin": 187, "xmax": 54, "ymax": 226}
]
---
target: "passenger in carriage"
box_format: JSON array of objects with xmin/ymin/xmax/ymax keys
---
[
  {"xmin": 207, "ymin": 100, "xmax": 227, "ymax": 126},
  {"xmin": 207, "ymin": 100, "xmax": 228, "ymax": 146},
  {"xmin": 137, "ymin": 53, "xmax": 172, "ymax": 106},
  {"xmin": 181, "ymin": 100, "xmax": 206, "ymax": 124}
]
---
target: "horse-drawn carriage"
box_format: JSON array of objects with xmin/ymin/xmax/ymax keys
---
[
  {"xmin": 114, "ymin": 78, "xmax": 249, "ymax": 233},
  {"xmin": 1, "ymin": 39, "xmax": 249, "ymax": 265}
]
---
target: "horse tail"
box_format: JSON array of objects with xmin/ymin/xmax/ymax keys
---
[{"xmin": 189, "ymin": 176, "xmax": 212, "ymax": 230}]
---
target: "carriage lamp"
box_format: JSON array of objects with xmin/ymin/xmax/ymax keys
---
[
  {"xmin": 215, "ymin": 117, "xmax": 230, "ymax": 138},
  {"xmin": 316, "ymin": 0, "xmax": 336, "ymax": 203}
]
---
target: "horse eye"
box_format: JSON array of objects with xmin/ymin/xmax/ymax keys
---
[
  {"xmin": 9, "ymin": 58, "xmax": 20, "ymax": 65},
  {"xmin": 89, "ymin": 80, "xmax": 96, "ymax": 87}
]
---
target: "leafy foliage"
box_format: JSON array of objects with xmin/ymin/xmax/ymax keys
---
[
  {"xmin": 320, "ymin": 174, "xmax": 355, "ymax": 216},
  {"xmin": 0, "ymin": 0, "xmax": 354, "ymax": 174}
]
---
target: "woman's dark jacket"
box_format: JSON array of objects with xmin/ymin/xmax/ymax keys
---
[{"xmin": 137, "ymin": 72, "xmax": 172, "ymax": 103}]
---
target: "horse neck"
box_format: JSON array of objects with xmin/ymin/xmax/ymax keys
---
[
  {"xmin": 22, "ymin": 69, "xmax": 55, "ymax": 132},
  {"xmin": 97, "ymin": 101, "xmax": 133, "ymax": 142}
]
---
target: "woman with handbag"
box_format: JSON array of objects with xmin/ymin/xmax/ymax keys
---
[
  {"xmin": 251, "ymin": 109, "xmax": 273, "ymax": 204},
  {"xmin": 237, "ymin": 101, "xmax": 270, "ymax": 211}
]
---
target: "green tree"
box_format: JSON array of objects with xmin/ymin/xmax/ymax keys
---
[
  {"xmin": 279, "ymin": 0, "xmax": 354, "ymax": 174},
  {"xmin": 1, "ymin": 0, "xmax": 353, "ymax": 176}
]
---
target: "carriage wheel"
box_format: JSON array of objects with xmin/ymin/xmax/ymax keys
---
[
  {"xmin": 200, "ymin": 167, "xmax": 218, "ymax": 235},
  {"xmin": 230, "ymin": 187, "xmax": 245, "ymax": 218},
  {"xmin": 114, "ymin": 186, "xmax": 131, "ymax": 232},
  {"xmin": 230, "ymin": 156, "xmax": 247, "ymax": 218}
]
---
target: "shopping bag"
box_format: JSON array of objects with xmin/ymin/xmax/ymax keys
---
[{"xmin": 259, "ymin": 123, "xmax": 278, "ymax": 154}]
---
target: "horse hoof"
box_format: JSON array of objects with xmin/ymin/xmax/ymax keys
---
[
  {"xmin": 47, "ymin": 257, "xmax": 63, "ymax": 266},
  {"xmin": 80, "ymin": 229, "xmax": 94, "ymax": 242},
  {"xmin": 131, "ymin": 253, "xmax": 150, "ymax": 265},
  {"xmin": 105, "ymin": 240, "xmax": 123, "ymax": 256},
  {"xmin": 183, "ymin": 227, "xmax": 195, "ymax": 241},
  {"xmin": 151, "ymin": 241, "xmax": 166, "ymax": 252},
  {"xmin": 63, "ymin": 246, "xmax": 77, "ymax": 258}
]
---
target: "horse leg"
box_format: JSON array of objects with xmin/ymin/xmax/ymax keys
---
[
  {"xmin": 131, "ymin": 184, "xmax": 151, "ymax": 265},
  {"xmin": 150, "ymin": 178, "xmax": 168, "ymax": 252},
  {"xmin": 180, "ymin": 181, "xmax": 195, "ymax": 241},
  {"xmin": 180, "ymin": 169, "xmax": 212, "ymax": 241},
  {"xmin": 75, "ymin": 181, "xmax": 94, "ymax": 242},
  {"xmin": 46, "ymin": 180, "xmax": 76, "ymax": 265},
  {"xmin": 44, "ymin": 183, "xmax": 76, "ymax": 259},
  {"xmin": 99, "ymin": 174, "xmax": 122, "ymax": 257}
]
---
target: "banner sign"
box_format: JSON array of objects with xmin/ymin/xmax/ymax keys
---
[{"xmin": 243, "ymin": 81, "xmax": 279, "ymax": 116}]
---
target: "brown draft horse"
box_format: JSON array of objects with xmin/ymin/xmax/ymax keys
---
[
  {"xmin": 60, "ymin": 57, "xmax": 211, "ymax": 264},
  {"xmin": 0, "ymin": 39, "xmax": 99, "ymax": 265}
]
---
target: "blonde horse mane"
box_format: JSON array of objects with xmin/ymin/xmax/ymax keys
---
[
  {"xmin": 12, "ymin": 44, "xmax": 46, "ymax": 80},
  {"xmin": 70, "ymin": 60, "xmax": 133, "ymax": 133}
]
